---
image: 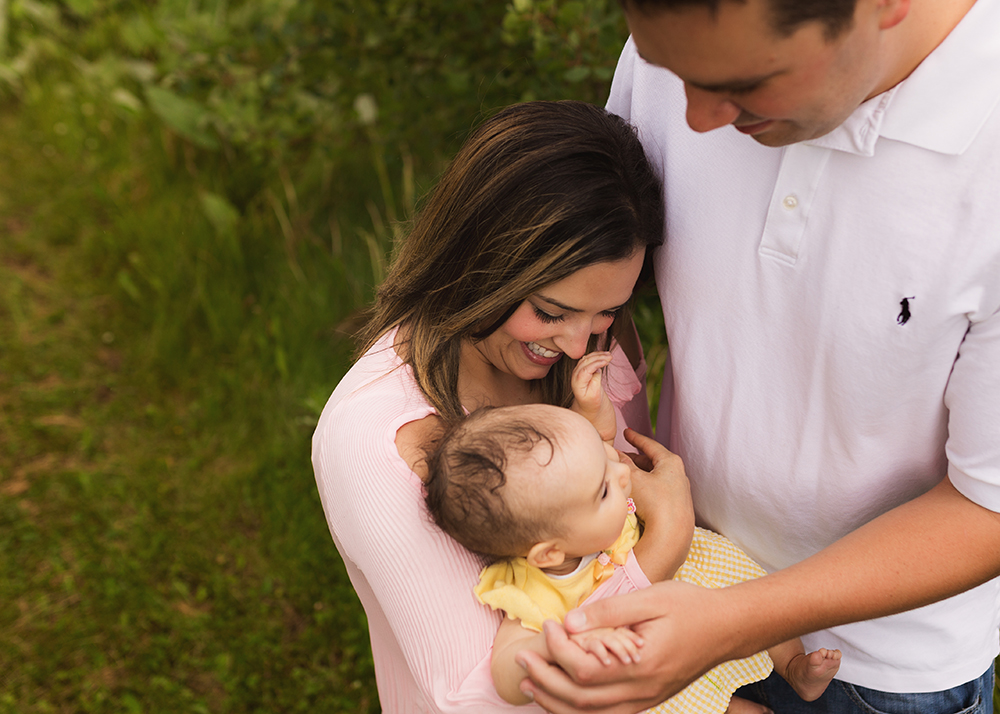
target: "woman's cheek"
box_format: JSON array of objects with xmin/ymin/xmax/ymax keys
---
[{"xmin": 593, "ymin": 315, "xmax": 616, "ymax": 334}]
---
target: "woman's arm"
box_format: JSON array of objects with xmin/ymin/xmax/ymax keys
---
[
  {"xmin": 316, "ymin": 400, "xmax": 526, "ymax": 713},
  {"xmin": 491, "ymin": 618, "xmax": 554, "ymax": 705},
  {"xmin": 516, "ymin": 477, "xmax": 1000, "ymax": 713},
  {"xmin": 492, "ymin": 618, "xmax": 645, "ymax": 705}
]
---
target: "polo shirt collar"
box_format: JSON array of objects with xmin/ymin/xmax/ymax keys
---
[{"xmin": 805, "ymin": 0, "xmax": 1000, "ymax": 157}]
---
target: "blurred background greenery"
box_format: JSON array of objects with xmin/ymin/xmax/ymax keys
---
[
  {"xmin": 0, "ymin": 1, "xmax": 651, "ymax": 712},
  {"xmin": 1, "ymin": 1, "xmax": 995, "ymax": 713}
]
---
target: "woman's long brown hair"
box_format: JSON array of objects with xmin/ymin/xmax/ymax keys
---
[{"xmin": 357, "ymin": 101, "xmax": 664, "ymax": 423}]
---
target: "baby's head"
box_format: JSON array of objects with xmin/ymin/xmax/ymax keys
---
[{"xmin": 424, "ymin": 404, "xmax": 632, "ymax": 568}]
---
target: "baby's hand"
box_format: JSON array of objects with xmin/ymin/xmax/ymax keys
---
[
  {"xmin": 570, "ymin": 351, "xmax": 615, "ymax": 441},
  {"xmin": 568, "ymin": 625, "xmax": 644, "ymax": 666}
]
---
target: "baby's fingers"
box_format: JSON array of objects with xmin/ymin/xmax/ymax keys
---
[
  {"xmin": 572, "ymin": 352, "xmax": 612, "ymax": 399},
  {"xmin": 573, "ymin": 352, "xmax": 613, "ymax": 383},
  {"xmin": 604, "ymin": 629, "xmax": 642, "ymax": 664},
  {"xmin": 582, "ymin": 639, "xmax": 614, "ymax": 666}
]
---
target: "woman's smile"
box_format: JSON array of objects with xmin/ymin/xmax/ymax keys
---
[
  {"xmin": 523, "ymin": 341, "xmax": 562, "ymax": 364},
  {"xmin": 472, "ymin": 252, "xmax": 645, "ymax": 383}
]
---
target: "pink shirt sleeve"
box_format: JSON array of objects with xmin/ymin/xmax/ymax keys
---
[
  {"xmin": 312, "ymin": 336, "xmax": 542, "ymax": 713},
  {"xmin": 607, "ymin": 339, "xmax": 653, "ymax": 450}
]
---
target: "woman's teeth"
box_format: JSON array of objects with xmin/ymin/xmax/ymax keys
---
[{"xmin": 526, "ymin": 342, "xmax": 559, "ymax": 359}]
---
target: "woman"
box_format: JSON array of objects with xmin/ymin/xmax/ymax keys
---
[{"xmin": 311, "ymin": 101, "xmax": 679, "ymax": 712}]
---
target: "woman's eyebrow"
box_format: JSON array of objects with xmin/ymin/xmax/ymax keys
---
[
  {"xmin": 536, "ymin": 295, "xmax": 582, "ymax": 313},
  {"xmin": 536, "ymin": 295, "xmax": 629, "ymax": 313}
]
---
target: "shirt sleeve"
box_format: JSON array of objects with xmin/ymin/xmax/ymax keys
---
[
  {"xmin": 313, "ymin": 380, "xmax": 537, "ymax": 712},
  {"xmin": 945, "ymin": 303, "xmax": 1000, "ymax": 512},
  {"xmin": 607, "ymin": 339, "xmax": 653, "ymax": 450}
]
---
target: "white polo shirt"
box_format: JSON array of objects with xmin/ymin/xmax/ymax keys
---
[{"xmin": 608, "ymin": 0, "xmax": 1000, "ymax": 692}]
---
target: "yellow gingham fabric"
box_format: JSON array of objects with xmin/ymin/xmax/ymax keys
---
[{"xmin": 644, "ymin": 527, "xmax": 774, "ymax": 714}]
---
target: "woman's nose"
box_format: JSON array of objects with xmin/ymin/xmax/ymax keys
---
[{"xmin": 554, "ymin": 324, "xmax": 592, "ymax": 360}]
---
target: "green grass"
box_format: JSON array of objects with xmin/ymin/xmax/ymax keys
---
[{"xmin": 0, "ymin": 97, "xmax": 375, "ymax": 712}]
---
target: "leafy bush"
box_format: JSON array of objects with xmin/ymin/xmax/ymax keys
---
[{"xmin": 0, "ymin": 0, "xmax": 629, "ymax": 387}]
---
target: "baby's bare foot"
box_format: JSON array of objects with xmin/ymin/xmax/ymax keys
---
[{"xmin": 789, "ymin": 648, "xmax": 841, "ymax": 702}]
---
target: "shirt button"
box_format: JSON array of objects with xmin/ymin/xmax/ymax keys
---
[{"xmin": 782, "ymin": 195, "xmax": 799, "ymax": 209}]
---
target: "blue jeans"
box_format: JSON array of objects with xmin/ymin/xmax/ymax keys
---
[{"xmin": 734, "ymin": 664, "xmax": 994, "ymax": 714}]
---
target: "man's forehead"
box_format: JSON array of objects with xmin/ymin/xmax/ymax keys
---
[{"xmin": 624, "ymin": 0, "xmax": 811, "ymax": 85}]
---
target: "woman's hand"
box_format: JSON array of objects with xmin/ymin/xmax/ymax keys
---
[{"xmin": 621, "ymin": 429, "xmax": 694, "ymax": 582}]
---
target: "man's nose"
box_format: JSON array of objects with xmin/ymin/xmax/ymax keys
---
[{"xmin": 684, "ymin": 83, "xmax": 741, "ymax": 133}]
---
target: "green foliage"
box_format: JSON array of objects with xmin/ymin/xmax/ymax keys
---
[
  {"xmin": 502, "ymin": 0, "xmax": 627, "ymax": 100},
  {"xmin": 0, "ymin": 1, "xmax": 638, "ymax": 710},
  {"xmin": 0, "ymin": 0, "xmax": 629, "ymax": 391}
]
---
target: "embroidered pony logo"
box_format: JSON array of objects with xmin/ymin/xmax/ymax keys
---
[{"xmin": 897, "ymin": 296, "xmax": 915, "ymax": 325}]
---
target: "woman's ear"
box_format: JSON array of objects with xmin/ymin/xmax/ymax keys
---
[{"xmin": 526, "ymin": 541, "xmax": 566, "ymax": 569}]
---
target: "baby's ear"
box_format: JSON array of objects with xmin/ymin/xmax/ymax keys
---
[{"xmin": 526, "ymin": 541, "xmax": 566, "ymax": 569}]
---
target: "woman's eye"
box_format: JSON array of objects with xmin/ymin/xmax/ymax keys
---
[
  {"xmin": 532, "ymin": 306, "xmax": 563, "ymax": 323},
  {"xmin": 601, "ymin": 482, "xmax": 609, "ymax": 499},
  {"xmin": 601, "ymin": 309, "xmax": 620, "ymax": 320}
]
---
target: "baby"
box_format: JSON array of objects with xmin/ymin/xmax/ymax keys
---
[{"xmin": 424, "ymin": 353, "xmax": 841, "ymax": 711}]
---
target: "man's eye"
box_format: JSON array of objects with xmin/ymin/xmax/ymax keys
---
[{"xmin": 532, "ymin": 306, "xmax": 562, "ymax": 323}]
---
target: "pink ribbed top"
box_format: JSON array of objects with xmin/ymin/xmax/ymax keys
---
[{"xmin": 311, "ymin": 328, "xmax": 647, "ymax": 712}]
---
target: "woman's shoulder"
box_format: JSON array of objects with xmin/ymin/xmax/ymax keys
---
[
  {"xmin": 311, "ymin": 332, "xmax": 440, "ymax": 546},
  {"xmin": 322, "ymin": 330, "xmax": 429, "ymax": 419},
  {"xmin": 312, "ymin": 329, "xmax": 436, "ymax": 464}
]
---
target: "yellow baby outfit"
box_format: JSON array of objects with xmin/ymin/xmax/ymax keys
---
[
  {"xmin": 475, "ymin": 524, "xmax": 773, "ymax": 714},
  {"xmin": 475, "ymin": 514, "xmax": 641, "ymax": 632}
]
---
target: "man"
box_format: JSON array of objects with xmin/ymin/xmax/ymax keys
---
[{"xmin": 516, "ymin": 0, "xmax": 1000, "ymax": 712}]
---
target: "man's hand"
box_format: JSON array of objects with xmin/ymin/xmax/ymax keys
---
[
  {"xmin": 568, "ymin": 625, "xmax": 644, "ymax": 667},
  {"xmin": 517, "ymin": 584, "xmax": 729, "ymax": 713}
]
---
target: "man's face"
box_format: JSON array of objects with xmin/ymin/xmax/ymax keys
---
[{"xmin": 625, "ymin": 0, "xmax": 892, "ymax": 146}]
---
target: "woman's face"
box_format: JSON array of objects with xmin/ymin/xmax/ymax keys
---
[{"xmin": 475, "ymin": 251, "xmax": 645, "ymax": 382}]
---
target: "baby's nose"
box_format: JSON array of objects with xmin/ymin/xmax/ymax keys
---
[{"xmin": 619, "ymin": 463, "xmax": 631, "ymax": 489}]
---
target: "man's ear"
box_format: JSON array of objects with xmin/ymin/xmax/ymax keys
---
[
  {"xmin": 877, "ymin": 0, "xmax": 910, "ymax": 30},
  {"xmin": 526, "ymin": 541, "xmax": 566, "ymax": 569}
]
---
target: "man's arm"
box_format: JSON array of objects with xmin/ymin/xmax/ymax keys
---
[{"xmin": 517, "ymin": 477, "xmax": 1000, "ymax": 713}]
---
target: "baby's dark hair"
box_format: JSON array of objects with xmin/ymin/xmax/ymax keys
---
[{"xmin": 424, "ymin": 407, "xmax": 562, "ymax": 558}]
